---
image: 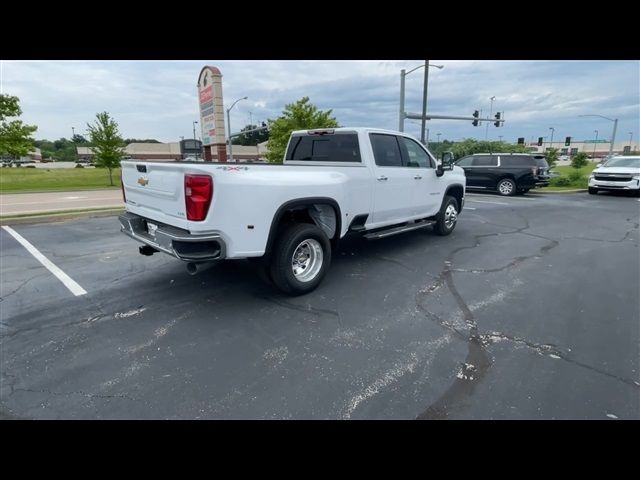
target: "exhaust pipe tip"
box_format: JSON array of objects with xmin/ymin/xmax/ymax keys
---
[{"xmin": 186, "ymin": 261, "xmax": 216, "ymax": 276}]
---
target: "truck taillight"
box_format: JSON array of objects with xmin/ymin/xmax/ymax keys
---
[
  {"xmin": 185, "ymin": 174, "xmax": 213, "ymax": 221},
  {"xmin": 532, "ymin": 167, "xmax": 539, "ymax": 176}
]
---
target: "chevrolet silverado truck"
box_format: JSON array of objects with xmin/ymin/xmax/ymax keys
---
[{"xmin": 119, "ymin": 127, "xmax": 466, "ymax": 295}]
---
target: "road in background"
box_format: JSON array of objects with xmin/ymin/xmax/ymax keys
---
[{"xmin": 0, "ymin": 190, "xmax": 122, "ymax": 216}]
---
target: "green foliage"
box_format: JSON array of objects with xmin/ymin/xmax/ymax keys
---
[
  {"xmin": 0, "ymin": 94, "xmax": 38, "ymax": 160},
  {"xmin": 550, "ymin": 176, "xmax": 572, "ymax": 187},
  {"xmin": 232, "ymin": 124, "xmax": 269, "ymax": 146},
  {"xmin": 449, "ymin": 138, "xmax": 528, "ymax": 159},
  {"xmin": 266, "ymin": 97, "xmax": 339, "ymax": 163},
  {"xmin": 427, "ymin": 139, "xmax": 455, "ymax": 159},
  {"xmin": 75, "ymin": 163, "xmax": 84, "ymax": 168},
  {"xmin": 571, "ymin": 152, "xmax": 589, "ymax": 169},
  {"xmin": 568, "ymin": 170, "xmax": 584, "ymax": 182},
  {"xmin": 87, "ymin": 112, "xmax": 125, "ymax": 186},
  {"xmin": 545, "ymin": 147, "xmax": 559, "ymax": 168}
]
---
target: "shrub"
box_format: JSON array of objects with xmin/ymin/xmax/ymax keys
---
[
  {"xmin": 571, "ymin": 152, "xmax": 589, "ymax": 169},
  {"xmin": 75, "ymin": 163, "xmax": 84, "ymax": 168},
  {"xmin": 569, "ymin": 171, "xmax": 583, "ymax": 181},
  {"xmin": 550, "ymin": 177, "xmax": 572, "ymax": 187}
]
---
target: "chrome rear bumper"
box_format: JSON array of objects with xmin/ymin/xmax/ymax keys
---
[{"xmin": 118, "ymin": 212, "xmax": 226, "ymax": 262}]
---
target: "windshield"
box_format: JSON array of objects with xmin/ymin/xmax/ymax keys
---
[{"xmin": 603, "ymin": 157, "xmax": 640, "ymax": 168}]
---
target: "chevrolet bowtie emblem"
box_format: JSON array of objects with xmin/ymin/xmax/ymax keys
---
[{"xmin": 137, "ymin": 177, "xmax": 149, "ymax": 186}]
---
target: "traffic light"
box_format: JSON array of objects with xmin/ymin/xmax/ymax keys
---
[
  {"xmin": 565, "ymin": 136, "xmax": 571, "ymax": 146},
  {"xmin": 472, "ymin": 110, "xmax": 479, "ymax": 127},
  {"xmin": 494, "ymin": 112, "xmax": 501, "ymax": 127},
  {"xmin": 517, "ymin": 137, "xmax": 525, "ymax": 145},
  {"xmin": 537, "ymin": 137, "xmax": 543, "ymax": 146}
]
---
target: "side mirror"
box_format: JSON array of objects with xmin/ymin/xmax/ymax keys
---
[{"xmin": 441, "ymin": 151, "xmax": 454, "ymax": 167}]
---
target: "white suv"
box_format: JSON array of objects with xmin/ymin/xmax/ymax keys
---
[{"xmin": 588, "ymin": 155, "xmax": 640, "ymax": 196}]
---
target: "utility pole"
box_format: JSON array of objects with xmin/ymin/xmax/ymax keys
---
[
  {"xmin": 420, "ymin": 60, "xmax": 429, "ymax": 144},
  {"xmin": 485, "ymin": 96, "xmax": 495, "ymax": 140},
  {"xmin": 399, "ymin": 69, "xmax": 406, "ymax": 131},
  {"xmin": 549, "ymin": 127, "xmax": 555, "ymax": 150}
]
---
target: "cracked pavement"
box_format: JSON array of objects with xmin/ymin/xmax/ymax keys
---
[{"xmin": 1, "ymin": 192, "xmax": 639, "ymax": 419}]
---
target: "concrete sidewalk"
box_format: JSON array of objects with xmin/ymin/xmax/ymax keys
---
[{"xmin": 0, "ymin": 190, "xmax": 123, "ymax": 216}]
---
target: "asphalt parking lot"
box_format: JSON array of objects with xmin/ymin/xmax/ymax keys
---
[{"xmin": 1, "ymin": 192, "xmax": 639, "ymax": 419}]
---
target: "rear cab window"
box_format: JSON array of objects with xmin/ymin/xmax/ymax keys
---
[{"xmin": 286, "ymin": 131, "xmax": 362, "ymax": 164}]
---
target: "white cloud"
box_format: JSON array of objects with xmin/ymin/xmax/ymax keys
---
[{"xmin": 1, "ymin": 60, "xmax": 638, "ymax": 144}]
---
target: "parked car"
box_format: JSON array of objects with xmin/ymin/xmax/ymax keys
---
[
  {"xmin": 119, "ymin": 127, "xmax": 466, "ymax": 295},
  {"xmin": 455, "ymin": 152, "xmax": 550, "ymax": 195},
  {"xmin": 588, "ymin": 155, "xmax": 640, "ymax": 196}
]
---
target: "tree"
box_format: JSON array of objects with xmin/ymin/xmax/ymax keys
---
[
  {"xmin": 0, "ymin": 94, "xmax": 37, "ymax": 160},
  {"xmin": 571, "ymin": 152, "xmax": 589, "ymax": 169},
  {"xmin": 449, "ymin": 138, "xmax": 528, "ymax": 159},
  {"xmin": 72, "ymin": 134, "xmax": 88, "ymax": 144},
  {"xmin": 266, "ymin": 97, "xmax": 339, "ymax": 163},
  {"xmin": 545, "ymin": 147, "xmax": 559, "ymax": 168},
  {"xmin": 232, "ymin": 124, "xmax": 269, "ymax": 146},
  {"xmin": 87, "ymin": 112, "xmax": 125, "ymax": 186}
]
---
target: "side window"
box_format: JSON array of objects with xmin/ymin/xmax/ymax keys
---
[
  {"xmin": 370, "ymin": 134, "xmax": 403, "ymax": 167},
  {"xmin": 456, "ymin": 156, "xmax": 473, "ymax": 167},
  {"xmin": 399, "ymin": 136, "xmax": 432, "ymax": 168},
  {"xmin": 501, "ymin": 156, "xmax": 532, "ymax": 167},
  {"xmin": 472, "ymin": 155, "xmax": 497, "ymax": 166}
]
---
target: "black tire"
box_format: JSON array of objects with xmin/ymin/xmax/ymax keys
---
[
  {"xmin": 496, "ymin": 178, "xmax": 517, "ymax": 196},
  {"xmin": 588, "ymin": 187, "xmax": 598, "ymax": 195},
  {"xmin": 268, "ymin": 223, "xmax": 331, "ymax": 295},
  {"xmin": 433, "ymin": 195, "xmax": 459, "ymax": 236}
]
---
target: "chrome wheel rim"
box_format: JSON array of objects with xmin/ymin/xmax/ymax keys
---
[
  {"xmin": 291, "ymin": 238, "xmax": 323, "ymax": 282},
  {"xmin": 444, "ymin": 204, "xmax": 458, "ymax": 229},
  {"xmin": 498, "ymin": 180, "xmax": 514, "ymax": 195}
]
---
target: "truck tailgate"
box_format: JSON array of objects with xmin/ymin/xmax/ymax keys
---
[{"xmin": 121, "ymin": 161, "xmax": 192, "ymax": 229}]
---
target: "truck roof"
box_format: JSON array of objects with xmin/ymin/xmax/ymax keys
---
[{"xmin": 291, "ymin": 127, "xmax": 408, "ymax": 136}]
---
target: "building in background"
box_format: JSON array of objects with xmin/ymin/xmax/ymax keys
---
[
  {"xmin": 526, "ymin": 140, "xmax": 638, "ymax": 158},
  {"xmin": 77, "ymin": 141, "xmax": 269, "ymax": 163}
]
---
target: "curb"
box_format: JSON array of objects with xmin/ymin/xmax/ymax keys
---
[
  {"xmin": 529, "ymin": 189, "xmax": 588, "ymax": 194},
  {"xmin": 0, "ymin": 207, "xmax": 124, "ymax": 226}
]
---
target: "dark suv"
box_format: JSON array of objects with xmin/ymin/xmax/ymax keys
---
[{"xmin": 455, "ymin": 153, "xmax": 550, "ymax": 196}]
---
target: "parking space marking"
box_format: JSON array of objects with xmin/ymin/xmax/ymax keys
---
[
  {"xmin": 465, "ymin": 193, "xmax": 538, "ymax": 201},
  {"xmin": 467, "ymin": 199, "xmax": 509, "ymax": 205},
  {"xmin": 2, "ymin": 225, "xmax": 87, "ymax": 296},
  {"xmin": 464, "ymin": 207, "xmax": 477, "ymax": 210}
]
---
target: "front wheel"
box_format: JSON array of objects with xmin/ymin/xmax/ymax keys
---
[
  {"xmin": 497, "ymin": 178, "xmax": 517, "ymax": 196},
  {"xmin": 269, "ymin": 223, "xmax": 331, "ymax": 295},
  {"xmin": 434, "ymin": 195, "xmax": 459, "ymax": 236},
  {"xmin": 588, "ymin": 187, "xmax": 598, "ymax": 195}
]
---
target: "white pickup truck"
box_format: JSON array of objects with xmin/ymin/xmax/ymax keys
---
[{"xmin": 119, "ymin": 127, "xmax": 466, "ymax": 294}]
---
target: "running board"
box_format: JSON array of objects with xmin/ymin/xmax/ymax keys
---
[{"xmin": 363, "ymin": 220, "xmax": 436, "ymax": 239}]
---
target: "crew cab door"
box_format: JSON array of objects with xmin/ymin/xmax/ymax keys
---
[
  {"xmin": 469, "ymin": 155, "xmax": 499, "ymax": 188},
  {"xmin": 397, "ymin": 135, "xmax": 441, "ymax": 216},
  {"xmin": 369, "ymin": 133, "xmax": 415, "ymax": 225}
]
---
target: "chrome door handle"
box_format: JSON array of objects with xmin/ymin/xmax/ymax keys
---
[
  {"xmin": 377, "ymin": 176, "xmax": 388, "ymax": 181},
  {"xmin": 414, "ymin": 175, "xmax": 422, "ymax": 180}
]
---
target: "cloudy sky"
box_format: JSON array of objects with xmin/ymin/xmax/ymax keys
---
[{"xmin": 1, "ymin": 60, "xmax": 638, "ymax": 146}]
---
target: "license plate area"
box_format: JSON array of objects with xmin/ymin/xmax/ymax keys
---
[{"xmin": 145, "ymin": 220, "xmax": 158, "ymax": 236}]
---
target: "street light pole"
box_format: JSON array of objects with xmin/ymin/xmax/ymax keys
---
[
  {"xmin": 399, "ymin": 69, "xmax": 406, "ymax": 131},
  {"xmin": 226, "ymin": 96, "xmax": 248, "ymax": 163},
  {"xmin": 593, "ymin": 130, "xmax": 598, "ymax": 157},
  {"xmin": 72, "ymin": 126, "xmax": 75, "ymax": 140},
  {"xmin": 420, "ymin": 60, "xmax": 429, "ymax": 144},
  {"xmin": 549, "ymin": 127, "xmax": 555, "ymax": 149},
  {"xmin": 399, "ymin": 63, "xmax": 443, "ymax": 135},
  {"xmin": 437, "ymin": 132, "xmax": 441, "ymax": 144},
  {"xmin": 578, "ymin": 114, "xmax": 618, "ymax": 155},
  {"xmin": 193, "ymin": 121, "xmax": 198, "ymax": 159},
  {"xmin": 485, "ymin": 96, "xmax": 495, "ymax": 140},
  {"xmin": 629, "ymin": 132, "xmax": 633, "ymax": 150}
]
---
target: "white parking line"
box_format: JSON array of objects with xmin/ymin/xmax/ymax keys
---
[
  {"xmin": 467, "ymin": 199, "xmax": 509, "ymax": 205},
  {"xmin": 464, "ymin": 207, "xmax": 477, "ymax": 210},
  {"xmin": 2, "ymin": 226, "xmax": 87, "ymax": 296},
  {"xmin": 465, "ymin": 193, "xmax": 538, "ymax": 201}
]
